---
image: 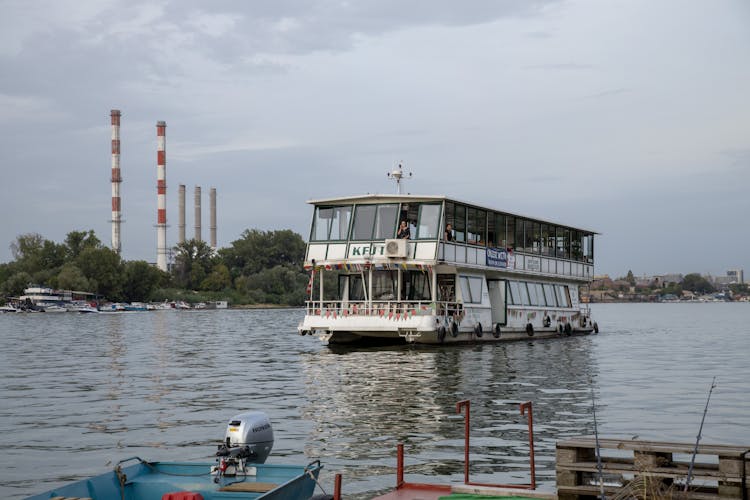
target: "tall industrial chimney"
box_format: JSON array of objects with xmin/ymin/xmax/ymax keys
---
[
  {"xmin": 194, "ymin": 186, "xmax": 202, "ymax": 241},
  {"xmin": 110, "ymin": 110, "xmax": 122, "ymax": 254},
  {"xmin": 210, "ymin": 187, "xmax": 217, "ymax": 249},
  {"xmin": 156, "ymin": 121, "xmax": 167, "ymax": 271},
  {"xmin": 178, "ymin": 184, "xmax": 186, "ymax": 244}
]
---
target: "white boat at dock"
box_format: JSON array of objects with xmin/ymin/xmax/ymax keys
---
[{"xmin": 298, "ymin": 169, "xmax": 598, "ymax": 345}]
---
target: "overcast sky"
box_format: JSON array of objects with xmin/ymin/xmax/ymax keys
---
[{"xmin": 1, "ymin": 0, "xmax": 748, "ymax": 278}]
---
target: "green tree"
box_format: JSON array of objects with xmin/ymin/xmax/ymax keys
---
[
  {"xmin": 56, "ymin": 263, "xmax": 91, "ymax": 291},
  {"xmin": 172, "ymin": 239, "xmax": 216, "ymax": 289},
  {"xmin": 122, "ymin": 260, "xmax": 166, "ymax": 302},
  {"xmin": 625, "ymin": 270, "xmax": 636, "ymax": 286},
  {"xmin": 0, "ymin": 271, "xmax": 32, "ymax": 297},
  {"xmin": 728, "ymin": 283, "xmax": 748, "ymax": 295},
  {"xmin": 201, "ymin": 263, "xmax": 232, "ymax": 291},
  {"xmin": 10, "ymin": 233, "xmax": 65, "ymax": 274},
  {"xmin": 219, "ymin": 229, "xmax": 306, "ymax": 278},
  {"xmin": 76, "ymin": 247, "xmax": 124, "ymax": 299},
  {"xmin": 64, "ymin": 230, "xmax": 102, "ymax": 260},
  {"xmin": 681, "ymin": 273, "xmax": 714, "ymax": 294},
  {"xmin": 241, "ymin": 265, "xmax": 309, "ymax": 305}
]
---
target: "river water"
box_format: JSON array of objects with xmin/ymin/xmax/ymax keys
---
[{"xmin": 1, "ymin": 303, "xmax": 748, "ymax": 499}]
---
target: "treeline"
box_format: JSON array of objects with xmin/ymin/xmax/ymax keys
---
[{"xmin": 0, "ymin": 229, "xmax": 310, "ymax": 305}]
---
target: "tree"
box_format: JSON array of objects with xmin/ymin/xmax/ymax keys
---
[
  {"xmin": 10, "ymin": 233, "xmax": 65, "ymax": 274},
  {"xmin": 681, "ymin": 273, "xmax": 714, "ymax": 294},
  {"xmin": 241, "ymin": 264, "xmax": 309, "ymax": 305},
  {"xmin": 122, "ymin": 261, "xmax": 166, "ymax": 302},
  {"xmin": 76, "ymin": 247, "xmax": 124, "ymax": 299},
  {"xmin": 64, "ymin": 230, "xmax": 102, "ymax": 260},
  {"xmin": 625, "ymin": 270, "xmax": 636, "ymax": 286},
  {"xmin": 0, "ymin": 271, "xmax": 32, "ymax": 297},
  {"xmin": 219, "ymin": 229, "xmax": 306, "ymax": 278},
  {"xmin": 172, "ymin": 239, "xmax": 216, "ymax": 289},
  {"xmin": 56, "ymin": 264, "xmax": 91, "ymax": 291},
  {"xmin": 201, "ymin": 263, "xmax": 232, "ymax": 291}
]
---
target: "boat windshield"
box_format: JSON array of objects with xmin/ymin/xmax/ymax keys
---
[{"xmin": 311, "ymin": 205, "xmax": 352, "ymax": 241}]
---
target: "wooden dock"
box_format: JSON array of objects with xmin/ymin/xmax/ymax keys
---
[{"xmin": 556, "ymin": 437, "xmax": 750, "ymax": 500}]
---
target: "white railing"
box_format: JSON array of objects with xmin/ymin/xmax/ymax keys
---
[{"xmin": 304, "ymin": 300, "xmax": 463, "ymax": 318}]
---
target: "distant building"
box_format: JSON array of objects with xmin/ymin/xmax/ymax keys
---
[{"xmin": 727, "ymin": 269, "xmax": 744, "ymax": 284}]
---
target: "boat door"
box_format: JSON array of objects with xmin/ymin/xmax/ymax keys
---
[{"xmin": 487, "ymin": 279, "xmax": 507, "ymax": 326}]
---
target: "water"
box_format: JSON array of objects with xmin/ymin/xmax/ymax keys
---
[{"xmin": 1, "ymin": 304, "xmax": 748, "ymax": 499}]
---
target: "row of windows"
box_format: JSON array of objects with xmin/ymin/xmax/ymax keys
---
[
  {"xmin": 312, "ymin": 203, "xmax": 441, "ymax": 242},
  {"xmin": 508, "ymin": 281, "xmax": 572, "ymax": 308},
  {"xmin": 311, "ymin": 201, "xmax": 594, "ymax": 263},
  {"xmin": 445, "ymin": 202, "xmax": 594, "ymax": 262}
]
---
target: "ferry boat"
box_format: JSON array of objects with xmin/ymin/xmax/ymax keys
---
[{"xmin": 298, "ymin": 170, "xmax": 598, "ymax": 345}]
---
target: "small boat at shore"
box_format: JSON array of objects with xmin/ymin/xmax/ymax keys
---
[{"xmin": 25, "ymin": 412, "xmax": 326, "ymax": 500}]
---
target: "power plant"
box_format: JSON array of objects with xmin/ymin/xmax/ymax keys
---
[
  {"xmin": 110, "ymin": 110, "xmax": 122, "ymax": 254},
  {"xmin": 156, "ymin": 121, "xmax": 168, "ymax": 272},
  {"xmin": 107, "ymin": 110, "xmax": 219, "ymax": 267}
]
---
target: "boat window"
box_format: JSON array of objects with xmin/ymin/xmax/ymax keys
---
[
  {"xmin": 534, "ymin": 283, "xmax": 546, "ymax": 306},
  {"xmin": 371, "ymin": 270, "xmax": 397, "ymax": 300},
  {"xmin": 351, "ymin": 205, "xmax": 377, "ymax": 240},
  {"xmin": 404, "ymin": 271, "xmax": 431, "ymax": 300},
  {"xmin": 329, "ymin": 206, "xmax": 352, "ymax": 240},
  {"xmin": 527, "ymin": 282, "xmax": 540, "ymax": 306},
  {"xmin": 459, "ymin": 276, "xmax": 483, "ymax": 303},
  {"xmin": 311, "ymin": 206, "xmax": 333, "ymax": 241},
  {"xmin": 530, "ymin": 222, "xmax": 541, "ymax": 254},
  {"xmin": 518, "ymin": 281, "xmax": 530, "ymax": 305},
  {"xmin": 540, "ymin": 224, "xmax": 550, "ymax": 256},
  {"xmin": 506, "ymin": 217, "xmax": 515, "ymax": 250},
  {"xmin": 374, "ymin": 204, "xmax": 399, "ymax": 240},
  {"xmin": 454, "ymin": 204, "xmax": 466, "ymax": 242},
  {"xmin": 487, "ymin": 213, "xmax": 496, "ymax": 247},
  {"xmin": 555, "ymin": 285, "xmax": 571, "ymax": 307},
  {"xmin": 416, "ymin": 204, "xmax": 441, "ymax": 239},
  {"xmin": 543, "ymin": 284, "xmax": 558, "ymax": 307},
  {"xmin": 523, "ymin": 220, "xmax": 535, "ymax": 253},
  {"xmin": 583, "ymin": 233, "xmax": 594, "ymax": 263},
  {"xmin": 349, "ymin": 275, "xmax": 365, "ymax": 301},
  {"xmin": 507, "ymin": 281, "xmax": 518, "ymax": 305},
  {"xmin": 467, "ymin": 208, "xmax": 486, "ymax": 246},
  {"xmin": 515, "ymin": 218, "xmax": 525, "ymax": 252}
]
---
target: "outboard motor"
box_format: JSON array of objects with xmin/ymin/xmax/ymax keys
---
[{"xmin": 213, "ymin": 412, "xmax": 274, "ymax": 481}]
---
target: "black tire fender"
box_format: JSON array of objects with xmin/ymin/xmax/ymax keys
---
[
  {"xmin": 474, "ymin": 322, "xmax": 483, "ymax": 337},
  {"xmin": 593, "ymin": 322, "xmax": 599, "ymax": 334},
  {"xmin": 493, "ymin": 323, "xmax": 501, "ymax": 338},
  {"xmin": 526, "ymin": 323, "xmax": 534, "ymax": 337},
  {"xmin": 564, "ymin": 322, "xmax": 572, "ymax": 336},
  {"xmin": 450, "ymin": 321, "xmax": 459, "ymax": 337},
  {"xmin": 437, "ymin": 325, "xmax": 447, "ymax": 343}
]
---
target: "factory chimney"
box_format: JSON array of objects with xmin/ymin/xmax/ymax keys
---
[
  {"xmin": 178, "ymin": 184, "xmax": 186, "ymax": 244},
  {"xmin": 194, "ymin": 186, "xmax": 202, "ymax": 241},
  {"xmin": 210, "ymin": 187, "xmax": 217, "ymax": 249},
  {"xmin": 110, "ymin": 110, "xmax": 122, "ymax": 254},
  {"xmin": 156, "ymin": 121, "xmax": 168, "ymax": 271}
]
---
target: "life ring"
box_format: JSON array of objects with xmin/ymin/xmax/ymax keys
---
[
  {"xmin": 437, "ymin": 325, "xmax": 447, "ymax": 343},
  {"xmin": 593, "ymin": 322, "xmax": 599, "ymax": 334},
  {"xmin": 474, "ymin": 323, "xmax": 483, "ymax": 337},
  {"xmin": 564, "ymin": 323, "xmax": 572, "ymax": 336},
  {"xmin": 543, "ymin": 315, "xmax": 551, "ymax": 328},
  {"xmin": 450, "ymin": 321, "xmax": 459, "ymax": 337},
  {"xmin": 526, "ymin": 323, "xmax": 534, "ymax": 336},
  {"xmin": 493, "ymin": 323, "xmax": 501, "ymax": 338}
]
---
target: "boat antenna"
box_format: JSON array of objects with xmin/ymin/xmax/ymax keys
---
[
  {"xmin": 684, "ymin": 376, "xmax": 717, "ymax": 493},
  {"xmin": 589, "ymin": 377, "xmax": 605, "ymax": 500},
  {"xmin": 387, "ymin": 163, "xmax": 412, "ymax": 194}
]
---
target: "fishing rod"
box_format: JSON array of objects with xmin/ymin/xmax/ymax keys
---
[
  {"xmin": 590, "ymin": 377, "xmax": 605, "ymax": 500},
  {"xmin": 684, "ymin": 377, "xmax": 717, "ymax": 493}
]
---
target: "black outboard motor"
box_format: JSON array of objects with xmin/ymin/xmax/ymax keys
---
[{"xmin": 213, "ymin": 412, "xmax": 274, "ymax": 481}]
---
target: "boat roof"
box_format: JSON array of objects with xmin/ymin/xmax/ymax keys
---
[{"xmin": 307, "ymin": 193, "xmax": 599, "ymax": 234}]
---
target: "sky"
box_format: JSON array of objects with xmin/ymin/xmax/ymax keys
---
[{"xmin": 0, "ymin": 0, "xmax": 748, "ymax": 278}]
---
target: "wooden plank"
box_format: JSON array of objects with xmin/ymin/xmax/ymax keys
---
[
  {"xmin": 219, "ymin": 482, "xmax": 278, "ymax": 492},
  {"xmin": 557, "ymin": 438, "xmax": 750, "ymax": 457},
  {"xmin": 556, "ymin": 484, "xmax": 723, "ymax": 500},
  {"xmin": 556, "ymin": 461, "xmax": 742, "ymax": 483}
]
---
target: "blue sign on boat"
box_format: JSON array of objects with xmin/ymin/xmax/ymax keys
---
[{"xmin": 486, "ymin": 247, "xmax": 508, "ymax": 268}]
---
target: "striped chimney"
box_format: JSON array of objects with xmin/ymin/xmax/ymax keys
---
[
  {"xmin": 178, "ymin": 184, "xmax": 186, "ymax": 244},
  {"xmin": 209, "ymin": 187, "xmax": 216, "ymax": 248},
  {"xmin": 110, "ymin": 110, "xmax": 122, "ymax": 254},
  {"xmin": 156, "ymin": 121, "xmax": 167, "ymax": 271},
  {"xmin": 194, "ymin": 186, "xmax": 202, "ymax": 241}
]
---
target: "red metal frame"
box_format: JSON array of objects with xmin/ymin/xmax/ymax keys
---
[{"xmin": 456, "ymin": 399, "xmax": 536, "ymax": 489}]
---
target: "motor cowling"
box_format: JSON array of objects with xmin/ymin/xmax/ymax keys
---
[{"xmin": 217, "ymin": 411, "xmax": 274, "ymax": 464}]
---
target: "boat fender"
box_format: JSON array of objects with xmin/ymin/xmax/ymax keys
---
[
  {"xmin": 593, "ymin": 322, "xmax": 599, "ymax": 334},
  {"xmin": 493, "ymin": 323, "xmax": 501, "ymax": 338},
  {"xmin": 543, "ymin": 315, "xmax": 551, "ymax": 328},
  {"xmin": 474, "ymin": 323, "xmax": 483, "ymax": 337},
  {"xmin": 450, "ymin": 321, "xmax": 459, "ymax": 337},
  {"xmin": 437, "ymin": 325, "xmax": 447, "ymax": 343},
  {"xmin": 299, "ymin": 330, "xmax": 308, "ymax": 336},
  {"xmin": 557, "ymin": 324, "xmax": 563, "ymax": 335},
  {"xmin": 564, "ymin": 322, "xmax": 572, "ymax": 336},
  {"xmin": 526, "ymin": 323, "xmax": 534, "ymax": 337}
]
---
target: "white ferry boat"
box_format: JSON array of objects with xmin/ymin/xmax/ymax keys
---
[{"xmin": 298, "ymin": 177, "xmax": 598, "ymax": 345}]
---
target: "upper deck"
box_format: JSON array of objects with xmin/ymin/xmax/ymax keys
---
[{"xmin": 305, "ymin": 194, "xmax": 596, "ymax": 282}]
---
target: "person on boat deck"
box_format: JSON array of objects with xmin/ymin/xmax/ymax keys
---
[
  {"xmin": 444, "ymin": 223, "xmax": 454, "ymax": 241},
  {"xmin": 397, "ymin": 220, "xmax": 411, "ymax": 239}
]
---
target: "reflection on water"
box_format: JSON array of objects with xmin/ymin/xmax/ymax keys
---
[{"xmin": 1, "ymin": 304, "xmax": 749, "ymax": 499}]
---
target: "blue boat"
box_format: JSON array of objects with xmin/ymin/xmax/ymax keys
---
[{"xmin": 25, "ymin": 412, "xmax": 326, "ymax": 500}]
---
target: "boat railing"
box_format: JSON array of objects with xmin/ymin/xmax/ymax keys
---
[{"xmin": 304, "ymin": 300, "xmax": 463, "ymax": 318}]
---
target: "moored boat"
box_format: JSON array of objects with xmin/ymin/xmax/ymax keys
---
[
  {"xmin": 299, "ymin": 167, "xmax": 599, "ymax": 345},
  {"xmin": 25, "ymin": 412, "xmax": 326, "ymax": 500}
]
